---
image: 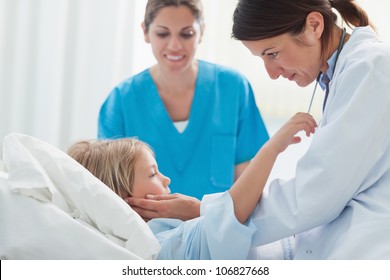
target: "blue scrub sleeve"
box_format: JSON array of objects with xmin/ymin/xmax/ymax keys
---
[
  {"xmin": 235, "ymin": 82, "xmax": 269, "ymax": 164},
  {"xmin": 98, "ymin": 88, "xmax": 125, "ymax": 139}
]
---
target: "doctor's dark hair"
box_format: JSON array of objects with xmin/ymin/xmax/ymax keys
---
[
  {"xmin": 143, "ymin": 0, "xmax": 204, "ymax": 32},
  {"xmin": 232, "ymin": 0, "xmax": 371, "ymax": 57},
  {"xmin": 67, "ymin": 138, "xmax": 154, "ymax": 198}
]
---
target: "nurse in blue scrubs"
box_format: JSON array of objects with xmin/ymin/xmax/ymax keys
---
[{"xmin": 98, "ymin": 0, "xmax": 269, "ymax": 220}]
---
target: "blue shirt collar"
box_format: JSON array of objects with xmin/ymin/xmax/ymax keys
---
[{"xmin": 318, "ymin": 50, "xmax": 338, "ymax": 90}]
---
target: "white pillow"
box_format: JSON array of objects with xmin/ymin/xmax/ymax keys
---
[{"xmin": 0, "ymin": 133, "xmax": 160, "ymax": 259}]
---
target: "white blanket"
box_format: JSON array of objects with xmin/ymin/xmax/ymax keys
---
[{"xmin": 0, "ymin": 133, "xmax": 160, "ymax": 259}]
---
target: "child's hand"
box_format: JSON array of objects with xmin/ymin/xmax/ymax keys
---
[{"xmin": 266, "ymin": 112, "xmax": 317, "ymax": 154}]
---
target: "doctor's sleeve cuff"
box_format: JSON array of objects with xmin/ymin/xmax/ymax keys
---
[{"xmin": 201, "ymin": 192, "xmax": 257, "ymax": 259}]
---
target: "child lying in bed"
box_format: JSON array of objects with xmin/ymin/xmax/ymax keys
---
[{"xmin": 68, "ymin": 113, "xmax": 316, "ymax": 259}]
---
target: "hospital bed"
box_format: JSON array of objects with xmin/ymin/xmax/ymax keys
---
[
  {"xmin": 0, "ymin": 133, "xmax": 297, "ymax": 260},
  {"xmin": 0, "ymin": 133, "xmax": 160, "ymax": 259}
]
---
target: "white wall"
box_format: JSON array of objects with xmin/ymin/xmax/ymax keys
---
[{"xmin": 0, "ymin": 0, "xmax": 388, "ymax": 149}]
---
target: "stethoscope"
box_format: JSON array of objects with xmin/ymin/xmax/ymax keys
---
[{"xmin": 307, "ymin": 27, "xmax": 347, "ymax": 113}]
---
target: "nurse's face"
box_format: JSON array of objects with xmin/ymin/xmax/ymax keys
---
[
  {"xmin": 143, "ymin": 5, "xmax": 203, "ymax": 73},
  {"xmin": 132, "ymin": 147, "xmax": 171, "ymax": 198},
  {"xmin": 242, "ymin": 32, "xmax": 322, "ymax": 87}
]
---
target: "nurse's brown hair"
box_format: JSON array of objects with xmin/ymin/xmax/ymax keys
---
[{"xmin": 143, "ymin": 0, "xmax": 204, "ymax": 32}]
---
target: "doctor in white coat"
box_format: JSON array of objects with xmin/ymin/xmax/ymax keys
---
[{"xmin": 231, "ymin": 0, "xmax": 390, "ymax": 259}]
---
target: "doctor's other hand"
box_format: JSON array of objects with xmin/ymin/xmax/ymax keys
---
[
  {"xmin": 267, "ymin": 112, "xmax": 317, "ymax": 154},
  {"xmin": 125, "ymin": 193, "xmax": 201, "ymax": 222}
]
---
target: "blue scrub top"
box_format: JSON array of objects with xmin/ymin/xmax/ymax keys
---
[{"xmin": 98, "ymin": 60, "xmax": 269, "ymax": 199}]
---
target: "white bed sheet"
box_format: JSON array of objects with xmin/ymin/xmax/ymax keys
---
[{"xmin": 0, "ymin": 133, "xmax": 160, "ymax": 260}]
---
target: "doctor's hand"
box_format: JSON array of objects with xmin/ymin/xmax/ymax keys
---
[{"xmin": 125, "ymin": 193, "xmax": 201, "ymax": 222}]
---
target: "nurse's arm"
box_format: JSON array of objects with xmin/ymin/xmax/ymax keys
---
[{"xmin": 229, "ymin": 113, "xmax": 317, "ymax": 224}]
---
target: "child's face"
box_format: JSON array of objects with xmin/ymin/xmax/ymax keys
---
[{"xmin": 132, "ymin": 147, "xmax": 171, "ymax": 198}]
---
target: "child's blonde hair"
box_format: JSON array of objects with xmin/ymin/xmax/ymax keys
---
[{"xmin": 67, "ymin": 138, "xmax": 154, "ymax": 198}]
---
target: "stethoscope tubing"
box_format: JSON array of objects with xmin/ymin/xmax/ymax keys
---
[{"xmin": 307, "ymin": 27, "xmax": 347, "ymax": 114}]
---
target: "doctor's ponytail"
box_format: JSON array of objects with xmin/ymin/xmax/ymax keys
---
[{"xmin": 331, "ymin": 0, "xmax": 373, "ymax": 29}]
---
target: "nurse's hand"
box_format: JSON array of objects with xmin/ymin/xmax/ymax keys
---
[{"xmin": 125, "ymin": 193, "xmax": 201, "ymax": 222}]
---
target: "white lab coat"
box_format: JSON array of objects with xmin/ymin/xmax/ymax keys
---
[
  {"xmin": 250, "ymin": 26, "xmax": 390, "ymax": 259},
  {"xmin": 148, "ymin": 192, "xmax": 257, "ymax": 260}
]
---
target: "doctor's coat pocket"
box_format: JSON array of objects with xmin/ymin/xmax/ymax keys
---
[{"xmin": 210, "ymin": 134, "xmax": 236, "ymax": 188}]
